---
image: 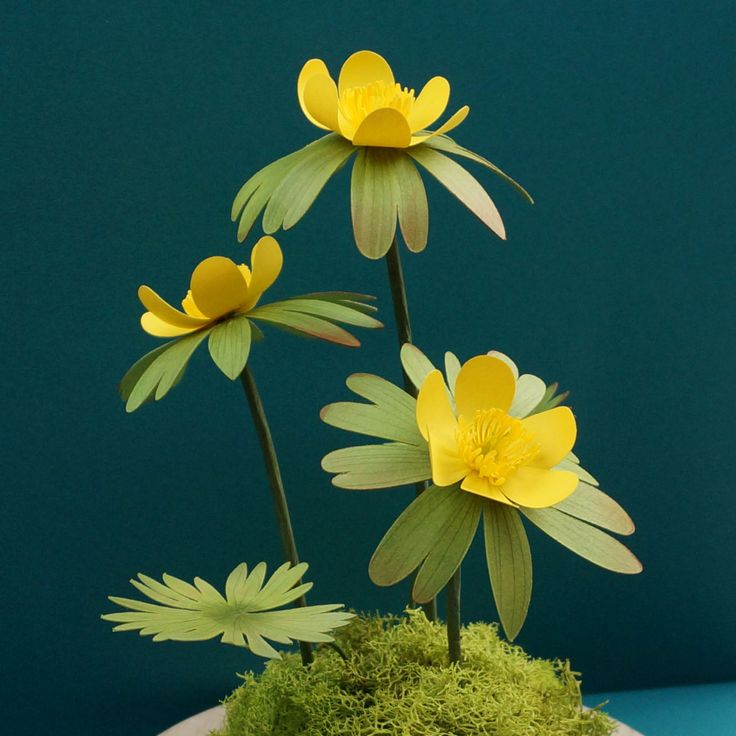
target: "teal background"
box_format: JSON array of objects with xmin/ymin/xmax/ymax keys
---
[{"xmin": 3, "ymin": 1, "xmax": 734, "ymax": 733}]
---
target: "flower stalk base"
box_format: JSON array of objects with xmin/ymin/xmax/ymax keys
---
[{"xmin": 446, "ymin": 567, "xmax": 462, "ymax": 663}]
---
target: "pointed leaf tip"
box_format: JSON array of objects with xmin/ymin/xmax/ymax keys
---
[
  {"xmin": 409, "ymin": 146, "xmax": 506, "ymax": 240},
  {"xmin": 103, "ymin": 562, "xmax": 351, "ymax": 658}
]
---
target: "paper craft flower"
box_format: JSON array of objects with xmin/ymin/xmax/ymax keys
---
[
  {"xmin": 232, "ymin": 51, "xmax": 533, "ymax": 258},
  {"xmin": 120, "ymin": 235, "xmax": 382, "ymax": 412},
  {"xmin": 138, "ymin": 234, "xmax": 284, "ymax": 338},
  {"xmin": 102, "ymin": 561, "xmax": 353, "ymax": 659},
  {"xmin": 417, "ymin": 355, "xmax": 579, "ymax": 508},
  {"xmin": 320, "ymin": 344, "xmax": 641, "ymax": 640},
  {"xmin": 298, "ymin": 51, "xmax": 468, "ymax": 148}
]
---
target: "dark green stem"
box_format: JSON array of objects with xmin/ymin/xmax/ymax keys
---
[
  {"xmin": 384, "ymin": 238, "xmax": 437, "ymax": 623},
  {"xmin": 446, "ymin": 567, "xmax": 462, "ymax": 664},
  {"xmin": 240, "ymin": 364, "xmax": 313, "ymax": 666}
]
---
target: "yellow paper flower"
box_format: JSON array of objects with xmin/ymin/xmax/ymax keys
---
[
  {"xmin": 233, "ymin": 51, "xmax": 533, "ymax": 257},
  {"xmin": 297, "ymin": 50, "xmax": 469, "ymax": 149},
  {"xmin": 120, "ymin": 235, "xmax": 381, "ymax": 412},
  {"xmin": 138, "ymin": 235, "xmax": 283, "ymax": 338},
  {"xmin": 417, "ymin": 355, "xmax": 579, "ymax": 508}
]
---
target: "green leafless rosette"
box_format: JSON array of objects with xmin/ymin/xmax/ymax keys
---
[{"xmin": 102, "ymin": 562, "xmax": 353, "ymax": 659}]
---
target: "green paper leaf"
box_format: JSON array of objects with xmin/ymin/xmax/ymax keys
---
[
  {"xmin": 399, "ymin": 343, "xmax": 436, "ymax": 392},
  {"xmin": 119, "ymin": 342, "xmax": 177, "ymax": 404},
  {"xmin": 409, "ymin": 146, "xmax": 506, "ymax": 240},
  {"xmin": 424, "ymin": 135, "xmax": 534, "ymax": 204},
  {"xmin": 232, "ymin": 148, "xmax": 309, "ymax": 243},
  {"xmin": 103, "ymin": 561, "xmax": 353, "ymax": 659},
  {"xmin": 322, "ymin": 443, "xmax": 431, "ymax": 489},
  {"xmin": 553, "ymin": 481, "xmax": 635, "ymax": 536},
  {"xmin": 297, "ymin": 291, "xmax": 378, "ymax": 316},
  {"xmin": 369, "ymin": 484, "xmax": 464, "ymax": 588},
  {"xmin": 320, "ymin": 403, "xmax": 418, "ymax": 445},
  {"xmin": 393, "ymin": 153, "xmax": 429, "ymax": 252},
  {"xmin": 351, "ymin": 147, "xmax": 400, "ymax": 259},
  {"xmin": 412, "ymin": 490, "xmax": 482, "ymax": 603},
  {"xmin": 345, "ymin": 373, "xmax": 417, "ymax": 416},
  {"xmin": 556, "ymin": 455, "xmax": 599, "ymax": 486},
  {"xmin": 249, "ymin": 306, "xmax": 360, "ymax": 347},
  {"xmin": 321, "ymin": 373, "xmax": 423, "ymax": 445},
  {"xmin": 279, "ymin": 298, "xmax": 383, "ymax": 329},
  {"xmin": 263, "ymin": 135, "xmax": 355, "ymax": 233},
  {"xmin": 207, "ymin": 316, "xmax": 252, "ymax": 380},
  {"xmin": 483, "ymin": 504, "xmax": 532, "ymax": 642},
  {"xmin": 444, "ymin": 351, "xmax": 461, "ymax": 395},
  {"xmin": 521, "ymin": 507, "xmax": 642, "ymax": 574},
  {"xmin": 122, "ymin": 329, "xmax": 212, "ymax": 413}
]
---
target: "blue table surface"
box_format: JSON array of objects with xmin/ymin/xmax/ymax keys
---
[{"xmin": 584, "ymin": 682, "xmax": 736, "ymax": 736}]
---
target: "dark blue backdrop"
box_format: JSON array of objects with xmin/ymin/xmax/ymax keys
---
[{"xmin": 3, "ymin": 2, "xmax": 734, "ymax": 734}]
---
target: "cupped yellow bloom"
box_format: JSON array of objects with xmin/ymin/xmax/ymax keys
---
[
  {"xmin": 138, "ymin": 236, "xmax": 283, "ymax": 338},
  {"xmin": 417, "ymin": 355, "xmax": 579, "ymax": 508},
  {"xmin": 298, "ymin": 50, "xmax": 469, "ymax": 148}
]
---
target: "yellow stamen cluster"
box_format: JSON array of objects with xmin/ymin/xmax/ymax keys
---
[
  {"xmin": 456, "ymin": 409, "xmax": 540, "ymax": 486},
  {"xmin": 338, "ymin": 81, "xmax": 415, "ymax": 129}
]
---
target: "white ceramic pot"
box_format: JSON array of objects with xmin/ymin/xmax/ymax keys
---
[{"xmin": 159, "ymin": 705, "xmax": 644, "ymax": 736}]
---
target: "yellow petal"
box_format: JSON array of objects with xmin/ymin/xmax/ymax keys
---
[
  {"xmin": 416, "ymin": 370, "xmax": 456, "ymax": 440},
  {"xmin": 501, "ymin": 467, "xmax": 578, "ymax": 508},
  {"xmin": 337, "ymin": 108, "xmax": 357, "ymax": 140},
  {"xmin": 461, "ymin": 472, "xmax": 516, "ymax": 506},
  {"xmin": 138, "ymin": 285, "xmax": 210, "ymax": 329},
  {"xmin": 352, "ymin": 108, "xmax": 412, "ymax": 148},
  {"xmin": 522, "ymin": 407, "xmax": 577, "ymax": 469},
  {"xmin": 182, "ymin": 290, "xmax": 207, "ymax": 318},
  {"xmin": 407, "ymin": 76, "xmax": 450, "ymax": 132},
  {"xmin": 240, "ymin": 236, "xmax": 283, "ymax": 312},
  {"xmin": 237, "ymin": 265, "xmax": 252, "ymax": 287},
  {"xmin": 409, "ymin": 106, "xmax": 469, "ymax": 146},
  {"xmin": 302, "ymin": 73, "xmax": 339, "ymax": 132},
  {"xmin": 298, "ymin": 58, "xmax": 333, "ymax": 130},
  {"xmin": 189, "ymin": 256, "xmax": 249, "ymax": 318},
  {"xmin": 454, "ymin": 355, "xmax": 516, "ymax": 418},
  {"xmin": 338, "ymin": 50, "xmax": 394, "ymax": 94},
  {"xmin": 487, "ymin": 350, "xmax": 519, "ymax": 379},
  {"xmin": 140, "ymin": 312, "xmax": 198, "ymax": 338},
  {"xmin": 427, "ymin": 428, "xmax": 467, "ymax": 487}
]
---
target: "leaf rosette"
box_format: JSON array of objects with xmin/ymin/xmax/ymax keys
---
[{"xmin": 102, "ymin": 561, "xmax": 353, "ymax": 659}]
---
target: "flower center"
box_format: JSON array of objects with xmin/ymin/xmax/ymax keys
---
[
  {"xmin": 338, "ymin": 81, "xmax": 415, "ymax": 130},
  {"xmin": 456, "ymin": 409, "xmax": 540, "ymax": 486}
]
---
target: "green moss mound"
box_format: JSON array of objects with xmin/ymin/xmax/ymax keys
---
[{"xmin": 216, "ymin": 610, "xmax": 614, "ymax": 736}]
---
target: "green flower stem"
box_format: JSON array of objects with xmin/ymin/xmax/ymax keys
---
[
  {"xmin": 239, "ymin": 364, "xmax": 314, "ymax": 666},
  {"xmin": 384, "ymin": 238, "xmax": 437, "ymax": 623},
  {"xmin": 446, "ymin": 567, "xmax": 462, "ymax": 664},
  {"xmin": 385, "ymin": 239, "xmax": 415, "ymax": 374}
]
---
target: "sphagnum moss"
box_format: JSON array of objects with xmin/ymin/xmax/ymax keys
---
[{"xmin": 216, "ymin": 611, "xmax": 614, "ymax": 736}]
